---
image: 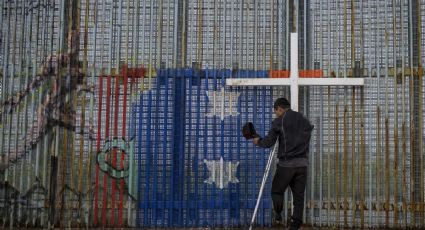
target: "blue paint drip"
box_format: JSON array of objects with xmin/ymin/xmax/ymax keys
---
[
  {"xmin": 236, "ymin": 75, "xmax": 242, "ymax": 226},
  {"xmin": 161, "ymin": 69, "xmax": 169, "ymax": 227},
  {"xmin": 152, "ymin": 74, "xmax": 161, "ymax": 224},
  {"xmin": 219, "ymin": 69, "xmax": 225, "ymax": 227},
  {"xmin": 212, "ymin": 69, "xmax": 218, "ymax": 228},
  {"xmin": 194, "ymin": 69, "xmax": 201, "ymax": 227},
  {"xmin": 144, "ymin": 88, "xmax": 153, "ymax": 226},
  {"xmin": 172, "ymin": 69, "xmax": 186, "ymax": 227},
  {"xmin": 203, "ymin": 68, "xmax": 209, "ymax": 227},
  {"xmin": 137, "ymin": 93, "xmax": 143, "ymax": 227}
]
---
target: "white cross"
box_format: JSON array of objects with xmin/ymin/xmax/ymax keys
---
[{"xmin": 226, "ymin": 33, "xmax": 365, "ymax": 111}]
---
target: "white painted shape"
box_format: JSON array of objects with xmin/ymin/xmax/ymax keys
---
[
  {"xmin": 290, "ymin": 33, "xmax": 299, "ymax": 111},
  {"xmin": 213, "ymin": 91, "xmax": 216, "ymax": 116},
  {"xmin": 228, "ymin": 161, "xmax": 231, "ymax": 182},
  {"xmin": 203, "ymin": 158, "xmax": 240, "ymax": 189},
  {"xmin": 212, "ymin": 159, "xmax": 215, "ymax": 182},
  {"xmin": 226, "ymin": 78, "xmax": 292, "ymax": 86},
  {"xmin": 229, "ymin": 92, "xmax": 233, "ymax": 115},
  {"xmin": 206, "ymin": 89, "xmax": 240, "ymax": 118},
  {"xmin": 221, "ymin": 88, "xmax": 225, "ymax": 121},
  {"xmin": 298, "ymin": 78, "xmax": 364, "ymax": 86},
  {"xmin": 220, "ymin": 156, "xmax": 224, "ymax": 189},
  {"xmin": 226, "ymin": 78, "xmax": 364, "ymax": 86}
]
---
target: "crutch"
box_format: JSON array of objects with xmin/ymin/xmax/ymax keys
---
[{"xmin": 249, "ymin": 139, "xmax": 279, "ymax": 230}]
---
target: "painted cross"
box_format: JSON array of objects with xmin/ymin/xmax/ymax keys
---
[{"xmin": 226, "ymin": 33, "xmax": 365, "ymax": 111}]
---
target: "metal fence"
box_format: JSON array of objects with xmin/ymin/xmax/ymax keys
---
[{"xmin": 0, "ymin": 0, "xmax": 425, "ymax": 228}]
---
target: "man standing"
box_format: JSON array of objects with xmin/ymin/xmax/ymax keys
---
[{"xmin": 253, "ymin": 98, "xmax": 313, "ymax": 230}]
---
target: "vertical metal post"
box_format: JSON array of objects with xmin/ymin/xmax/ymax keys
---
[
  {"xmin": 40, "ymin": 3, "xmax": 52, "ymax": 226},
  {"xmin": 376, "ymin": 1, "xmax": 383, "ymax": 228},
  {"xmin": 148, "ymin": 0, "xmax": 154, "ymax": 87},
  {"xmin": 416, "ymin": 0, "xmax": 424, "ymax": 226},
  {"xmin": 211, "ymin": 0, "xmax": 217, "ymax": 68},
  {"xmin": 400, "ymin": 1, "xmax": 407, "ymax": 227},
  {"xmin": 290, "ymin": 33, "xmax": 298, "ymax": 112},
  {"xmin": 335, "ymin": 0, "xmax": 341, "ymax": 226},
  {"xmin": 94, "ymin": 0, "xmax": 107, "ymax": 225},
  {"xmin": 269, "ymin": 0, "xmax": 273, "ymax": 69},
  {"xmin": 326, "ymin": 1, "xmax": 332, "ymax": 226},
  {"xmin": 366, "ymin": 1, "xmax": 373, "ymax": 227},
  {"xmin": 128, "ymin": 0, "xmax": 141, "ymax": 224},
  {"xmin": 408, "ymin": 0, "xmax": 415, "ymax": 227},
  {"xmin": 17, "ymin": 0, "xmax": 30, "ymax": 223},
  {"xmin": 350, "ymin": 1, "xmax": 356, "ymax": 227},
  {"xmin": 383, "ymin": 1, "xmax": 390, "ymax": 226},
  {"xmin": 157, "ymin": 0, "xmax": 164, "ymax": 67},
  {"xmin": 391, "ymin": 0, "xmax": 399, "ymax": 227},
  {"xmin": 222, "ymin": 0, "xmax": 226, "ymax": 68},
  {"xmin": 142, "ymin": 0, "xmax": 147, "ymax": 66},
  {"xmin": 238, "ymin": 0, "xmax": 243, "ymax": 69},
  {"xmin": 0, "ymin": 0, "xmax": 9, "ymax": 173},
  {"xmin": 359, "ymin": 0, "xmax": 366, "ymax": 228},
  {"xmin": 261, "ymin": 1, "xmax": 266, "ymax": 69},
  {"xmin": 5, "ymin": 4, "xmax": 20, "ymax": 226},
  {"xmin": 342, "ymin": 1, "xmax": 348, "ymax": 227},
  {"xmin": 77, "ymin": 0, "xmax": 90, "ymax": 226},
  {"xmin": 110, "ymin": 0, "xmax": 124, "ymax": 225},
  {"xmin": 87, "ymin": 0, "xmax": 99, "ymax": 225},
  {"xmin": 31, "ymin": 0, "xmax": 43, "ymax": 225},
  {"xmin": 318, "ymin": 0, "xmax": 324, "ymax": 226},
  {"xmin": 254, "ymin": 0, "xmax": 258, "ymax": 70},
  {"xmin": 197, "ymin": 0, "xmax": 203, "ymax": 66},
  {"xmin": 48, "ymin": 0, "xmax": 66, "ymax": 226},
  {"xmin": 99, "ymin": 0, "xmax": 115, "ymax": 224}
]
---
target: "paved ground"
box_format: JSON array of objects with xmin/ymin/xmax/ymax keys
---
[
  {"xmin": 13, "ymin": 226, "xmax": 404, "ymax": 229},
  {"xmin": 15, "ymin": 226, "xmax": 405, "ymax": 229}
]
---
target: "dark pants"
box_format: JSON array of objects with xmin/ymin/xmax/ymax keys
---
[{"xmin": 271, "ymin": 165, "xmax": 307, "ymax": 224}]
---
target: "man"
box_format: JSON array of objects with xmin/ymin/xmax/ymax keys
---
[{"xmin": 253, "ymin": 98, "xmax": 313, "ymax": 230}]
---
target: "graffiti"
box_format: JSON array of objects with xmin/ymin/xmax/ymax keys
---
[
  {"xmin": 0, "ymin": 52, "xmax": 94, "ymax": 165},
  {"xmin": 203, "ymin": 157, "xmax": 239, "ymax": 189},
  {"xmin": 96, "ymin": 138, "xmax": 130, "ymax": 179},
  {"xmin": 96, "ymin": 138, "xmax": 137, "ymax": 199}
]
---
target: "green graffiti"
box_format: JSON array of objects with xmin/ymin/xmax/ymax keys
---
[{"xmin": 96, "ymin": 138, "xmax": 130, "ymax": 179}]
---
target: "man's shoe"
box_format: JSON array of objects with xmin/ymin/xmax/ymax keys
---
[
  {"xmin": 289, "ymin": 217, "xmax": 302, "ymax": 230},
  {"xmin": 272, "ymin": 211, "xmax": 282, "ymax": 226}
]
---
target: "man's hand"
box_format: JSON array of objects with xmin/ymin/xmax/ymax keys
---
[{"xmin": 252, "ymin": 137, "xmax": 260, "ymax": 145}]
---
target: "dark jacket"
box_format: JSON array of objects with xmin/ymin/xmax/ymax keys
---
[{"xmin": 257, "ymin": 109, "xmax": 314, "ymax": 160}]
